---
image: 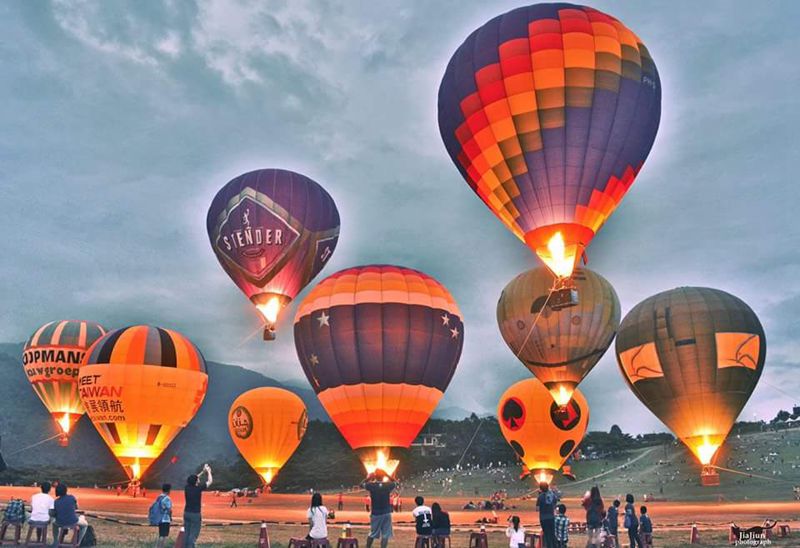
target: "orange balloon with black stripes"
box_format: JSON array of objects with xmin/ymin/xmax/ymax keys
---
[
  {"xmin": 294, "ymin": 265, "xmax": 464, "ymax": 475},
  {"xmin": 23, "ymin": 320, "xmax": 108, "ymax": 446},
  {"xmin": 79, "ymin": 325, "xmax": 208, "ymax": 480},
  {"xmin": 228, "ymin": 387, "xmax": 307, "ymax": 485}
]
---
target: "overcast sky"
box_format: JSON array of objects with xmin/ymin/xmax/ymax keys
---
[{"xmin": 2, "ymin": 0, "xmax": 798, "ymax": 434}]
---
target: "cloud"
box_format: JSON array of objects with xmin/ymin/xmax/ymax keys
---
[{"xmin": 1, "ymin": 0, "xmax": 798, "ymax": 435}]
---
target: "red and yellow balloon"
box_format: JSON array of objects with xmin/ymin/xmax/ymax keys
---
[
  {"xmin": 438, "ymin": 4, "xmax": 661, "ymax": 280},
  {"xmin": 23, "ymin": 320, "xmax": 107, "ymax": 446},
  {"xmin": 79, "ymin": 325, "xmax": 208, "ymax": 480},
  {"xmin": 294, "ymin": 265, "xmax": 464, "ymax": 476},
  {"xmin": 498, "ymin": 378, "xmax": 589, "ymax": 484},
  {"xmin": 228, "ymin": 387, "xmax": 307, "ymax": 486}
]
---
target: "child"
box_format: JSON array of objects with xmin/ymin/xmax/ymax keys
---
[
  {"xmin": 639, "ymin": 506, "xmax": 653, "ymax": 548},
  {"xmin": 554, "ymin": 504, "xmax": 569, "ymax": 547}
]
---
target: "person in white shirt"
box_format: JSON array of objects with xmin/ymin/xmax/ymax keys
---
[
  {"xmin": 506, "ymin": 515, "xmax": 526, "ymax": 548},
  {"xmin": 29, "ymin": 481, "xmax": 55, "ymax": 526},
  {"xmin": 307, "ymin": 493, "xmax": 329, "ymax": 540},
  {"xmin": 411, "ymin": 496, "xmax": 433, "ymax": 536}
]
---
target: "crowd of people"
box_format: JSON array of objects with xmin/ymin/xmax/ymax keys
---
[{"xmin": 503, "ymin": 482, "xmax": 655, "ymax": 548}]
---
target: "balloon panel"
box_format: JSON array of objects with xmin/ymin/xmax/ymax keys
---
[
  {"xmin": 438, "ymin": 3, "xmax": 661, "ymax": 266},
  {"xmin": 615, "ymin": 287, "xmax": 766, "ymax": 463},
  {"xmin": 497, "ymin": 267, "xmax": 619, "ymax": 402},
  {"xmin": 206, "ymin": 169, "xmax": 340, "ymax": 304},
  {"xmin": 80, "ymin": 326, "xmax": 208, "ymax": 478},
  {"xmin": 294, "ymin": 265, "xmax": 463, "ymax": 450},
  {"xmin": 228, "ymin": 387, "xmax": 307, "ymax": 484},
  {"xmin": 23, "ymin": 320, "xmax": 107, "ymax": 433},
  {"xmin": 497, "ymin": 378, "xmax": 589, "ymax": 473}
]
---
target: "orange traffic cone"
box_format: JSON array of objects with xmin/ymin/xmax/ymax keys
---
[
  {"xmin": 690, "ymin": 523, "xmax": 700, "ymax": 544},
  {"xmin": 258, "ymin": 522, "xmax": 271, "ymax": 547},
  {"xmin": 174, "ymin": 526, "xmax": 185, "ymax": 548}
]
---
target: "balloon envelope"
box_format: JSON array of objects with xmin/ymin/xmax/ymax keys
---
[
  {"xmin": 294, "ymin": 265, "xmax": 464, "ymax": 473},
  {"xmin": 79, "ymin": 325, "xmax": 208, "ymax": 479},
  {"xmin": 23, "ymin": 320, "xmax": 107, "ymax": 444},
  {"xmin": 207, "ymin": 169, "xmax": 340, "ymax": 335},
  {"xmin": 228, "ymin": 387, "xmax": 307, "ymax": 485},
  {"xmin": 615, "ymin": 287, "xmax": 766, "ymax": 465},
  {"xmin": 498, "ymin": 378, "xmax": 589, "ymax": 482},
  {"xmin": 438, "ymin": 3, "xmax": 661, "ymax": 277},
  {"xmin": 497, "ymin": 267, "xmax": 619, "ymax": 405}
]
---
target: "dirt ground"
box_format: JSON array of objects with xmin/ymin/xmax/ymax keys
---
[{"xmin": 2, "ymin": 486, "xmax": 798, "ymax": 546}]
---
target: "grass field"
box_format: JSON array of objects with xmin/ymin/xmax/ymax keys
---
[{"xmin": 404, "ymin": 429, "xmax": 800, "ymax": 503}]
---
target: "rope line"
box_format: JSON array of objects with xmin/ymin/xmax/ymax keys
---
[{"xmin": 6, "ymin": 433, "xmax": 63, "ymax": 457}]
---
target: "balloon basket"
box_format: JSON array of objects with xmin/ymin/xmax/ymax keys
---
[
  {"xmin": 549, "ymin": 284, "xmax": 579, "ymax": 311},
  {"xmin": 700, "ymin": 465, "xmax": 720, "ymax": 486},
  {"xmin": 58, "ymin": 435, "xmax": 69, "ymax": 447}
]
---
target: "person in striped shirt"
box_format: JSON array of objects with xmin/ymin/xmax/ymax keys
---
[{"xmin": 555, "ymin": 504, "xmax": 569, "ymax": 547}]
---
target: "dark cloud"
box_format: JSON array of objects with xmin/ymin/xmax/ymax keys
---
[{"xmin": 1, "ymin": 0, "xmax": 798, "ymax": 434}]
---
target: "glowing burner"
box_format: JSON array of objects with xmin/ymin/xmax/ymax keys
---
[{"xmin": 362, "ymin": 449, "xmax": 399, "ymax": 479}]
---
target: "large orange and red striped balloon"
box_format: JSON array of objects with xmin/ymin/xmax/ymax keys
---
[
  {"xmin": 294, "ymin": 265, "xmax": 463, "ymax": 472},
  {"xmin": 23, "ymin": 320, "xmax": 107, "ymax": 445},
  {"xmin": 79, "ymin": 325, "xmax": 208, "ymax": 480},
  {"xmin": 438, "ymin": 3, "xmax": 661, "ymax": 278}
]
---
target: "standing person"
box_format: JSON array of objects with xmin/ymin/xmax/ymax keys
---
[
  {"xmin": 554, "ymin": 504, "xmax": 569, "ymax": 548},
  {"xmin": 307, "ymin": 493, "xmax": 329, "ymax": 541},
  {"xmin": 411, "ymin": 496, "xmax": 433, "ymax": 537},
  {"xmin": 623, "ymin": 494, "xmax": 641, "ymax": 548},
  {"xmin": 431, "ymin": 502, "xmax": 451, "ymax": 545},
  {"xmin": 183, "ymin": 464, "xmax": 213, "ymax": 548},
  {"xmin": 338, "ymin": 492, "xmax": 344, "ymax": 511},
  {"xmin": 361, "ymin": 472, "xmax": 397, "ymax": 548},
  {"xmin": 51, "ymin": 483, "xmax": 87, "ymax": 546},
  {"xmin": 638, "ymin": 506, "xmax": 652, "ymax": 548},
  {"xmin": 230, "ymin": 491, "xmax": 238, "ymax": 508},
  {"xmin": 506, "ymin": 515, "xmax": 526, "ymax": 548},
  {"xmin": 29, "ymin": 481, "xmax": 54, "ymax": 533},
  {"xmin": 606, "ymin": 500, "xmax": 620, "ymax": 541},
  {"xmin": 536, "ymin": 482, "xmax": 558, "ymax": 548},
  {"xmin": 582, "ymin": 486, "xmax": 604, "ymax": 548},
  {"xmin": 153, "ymin": 484, "xmax": 173, "ymax": 548}
]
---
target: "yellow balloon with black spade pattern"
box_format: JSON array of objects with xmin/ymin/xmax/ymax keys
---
[
  {"xmin": 23, "ymin": 320, "xmax": 108, "ymax": 446},
  {"xmin": 228, "ymin": 387, "xmax": 307, "ymax": 485},
  {"xmin": 79, "ymin": 325, "xmax": 208, "ymax": 480}
]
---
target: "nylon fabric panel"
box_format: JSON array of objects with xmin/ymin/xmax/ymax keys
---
[
  {"xmin": 79, "ymin": 362, "xmax": 207, "ymax": 479},
  {"xmin": 228, "ymin": 388, "xmax": 306, "ymax": 484},
  {"xmin": 497, "ymin": 267, "xmax": 619, "ymax": 396},
  {"xmin": 438, "ymin": 3, "xmax": 661, "ymax": 260},
  {"xmin": 615, "ymin": 287, "xmax": 765, "ymax": 462},
  {"xmin": 318, "ymin": 383, "xmax": 443, "ymax": 449},
  {"xmin": 497, "ymin": 378, "xmax": 589, "ymax": 474},
  {"xmin": 206, "ymin": 168, "xmax": 340, "ymax": 305}
]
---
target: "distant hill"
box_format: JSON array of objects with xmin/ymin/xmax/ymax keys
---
[{"xmin": 0, "ymin": 341, "xmax": 328, "ymax": 487}]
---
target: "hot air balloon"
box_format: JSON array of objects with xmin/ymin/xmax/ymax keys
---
[
  {"xmin": 615, "ymin": 287, "xmax": 766, "ymax": 486},
  {"xmin": 22, "ymin": 321, "xmax": 108, "ymax": 446},
  {"xmin": 498, "ymin": 378, "xmax": 589, "ymax": 484},
  {"xmin": 438, "ymin": 3, "xmax": 661, "ymax": 289},
  {"xmin": 79, "ymin": 325, "xmax": 208, "ymax": 480},
  {"xmin": 207, "ymin": 169, "xmax": 340, "ymax": 340},
  {"xmin": 228, "ymin": 387, "xmax": 307, "ymax": 485},
  {"xmin": 497, "ymin": 267, "xmax": 619, "ymax": 406},
  {"xmin": 294, "ymin": 265, "xmax": 464, "ymax": 476}
]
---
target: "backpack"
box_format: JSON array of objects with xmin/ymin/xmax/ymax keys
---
[
  {"xmin": 79, "ymin": 525, "xmax": 97, "ymax": 546},
  {"xmin": 3, "ymin": 498, "xmax": 25, "ymax": 523},
  {"xmin": 147, "ymin": 495, "xmax": 166, "ymax": 526}
]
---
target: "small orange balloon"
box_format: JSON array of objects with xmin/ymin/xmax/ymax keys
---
[
  {"xmin": 498, "ymin": 378, "xmax": 589, "ymax": 483},
  {"xmin": 228, "ymin": 387, "xmax": 307, "ymax": 485}
]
